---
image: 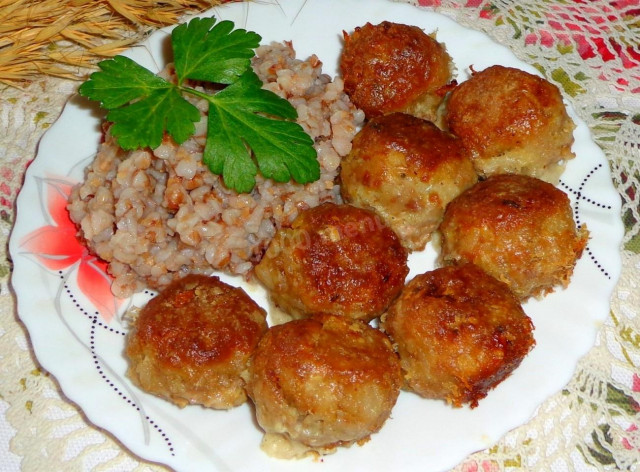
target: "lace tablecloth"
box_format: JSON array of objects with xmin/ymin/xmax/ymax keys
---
[{"xmin": 1, "ymin": 0, "xmax": 639, "ymax": 470}]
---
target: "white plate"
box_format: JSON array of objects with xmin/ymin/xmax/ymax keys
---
[{"xmin": 9, "ymin": 0, "xmax": 624, "ymax": 470}]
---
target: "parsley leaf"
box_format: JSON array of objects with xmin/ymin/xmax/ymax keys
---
[
  {"xmin": 78, "ymin": 16, "xmax": 319, "ymax": 193},
  {"xmin": 108, "ymin": 87, "xmax": 200, "ymax": 150},
  {"xmin": 79, "ymin": 55, "xmax": 169, "ymax": 109},
  {"xmin": 204, "ymin": 70, "xmax": 319, "ymax": 193},
  {"xmin": 79, "ymin": 55, "xmax": 201, "ymax": 150},
  {"xmin": 172, "ymin": 17, "xmax": 261, "ymax": 85}
]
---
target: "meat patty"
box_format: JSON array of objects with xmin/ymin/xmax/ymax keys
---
[
  {"xmin": 438, "ymin": 174, "xmax": 589, "ymax": 299},
  {"xmin": 254, "ymin": 203, "xmax": 409, "ymax": 322},
  {"xmin": 246, "ymin": 314, "xmax": 402, "ymax": 458},
  {"xmin": 381, "ymin": 263, "xmax": 535, "ymax": 408},
  {"xmin": 125, "ymin": 274, "xmax": 268, "ymax": 409},
  {"xmin": 341, "ymin": 112, "xmax": 477, "ymax": 251},
  {"xmin": 446, "ymin": 65, "xmax": 575, "ymax": 183},
  {"xmin": 340, "ymin": 21, "xmax": 452, "ymax": 122}
]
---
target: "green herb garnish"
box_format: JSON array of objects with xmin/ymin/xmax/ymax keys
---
[{"xmin": 79, "ymin": 17, "xmax": 319, "ymax": 193}]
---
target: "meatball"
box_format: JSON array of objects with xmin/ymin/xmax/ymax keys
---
[
  {"xmin": 340, "ymin": 21, "xmax": 452, "ymax": 122},
  {"xmin": 125, "ymin": 274, "xmax": 268, "ymax": 409},
  {"xmin": 381, "ymin": 263, "xmax": 535, "ymax": 408},
  {"xmin": 247, "ymin": 314, "xmax": 402, "ymax": 458},
  {"xmin": 438, "ymin": 174, "xmax": 589, "ymax": 299},
  {"xmin": 254, "ymin": 203, "xmax": 409, "ymax": 322},
  {"xmin": 446, "ymin": 65, "xmax": 576, "ymax": 183},
  {"xmin": 341, "ymin": 112, "xmax": 477, "ymax": 251}
]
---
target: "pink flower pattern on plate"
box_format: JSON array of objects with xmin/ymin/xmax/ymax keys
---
[{"xmin": 19, "ymin": 175, "xmax": 121, "ymax": 322}]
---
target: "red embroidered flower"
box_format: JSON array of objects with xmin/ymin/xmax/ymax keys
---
[
  {"xmin": 633, "ymin": 373, "xmax": 640, "ymax": 393},
  {"xmin": 0, "ymin": 181, "xmax": 12, "ymax": 209},
  {"xmin": 460, "ymin": 459, "xmax": 501, "ymax": 472},
  {"xmin": 621, "ymin": 374, "xmax": 640, "ymax": 451},
  {"xmin": 523, "ymin": 0, "xmax": 640, "ymax": 91},
  {"xmin": 19, "ymin": 176, "xmax": 121, "ymax": 322}
]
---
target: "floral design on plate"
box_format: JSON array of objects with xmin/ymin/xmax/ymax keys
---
[{"xmin": 18, "ymin": 175, "xmax": 121, "ymax": 321}]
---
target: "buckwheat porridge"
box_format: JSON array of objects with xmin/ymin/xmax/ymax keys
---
[{"xmin": 68, "ymin": 41, "xmax": 364, "ymax": 298}]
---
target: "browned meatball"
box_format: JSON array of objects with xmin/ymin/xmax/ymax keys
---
[
  {"xmin": 341, "ymin": 112, "xmax": 477, "ymax": 251},
  {"xmin": 438, "ymin": 174, "xmax": 589, "ymax": 299},
  {"xmin": 340, "ymin": 21, "xmax": 452, "ymax": 122},
  {"xmin": 125, "ymin": 274, "xmax": 268, "ymax": 409},
  {"xmin": 254, "ymin": 203, "xmax": 409, "ymax": 322},
  {"xmin": 381, "ymin": 263, "xmax": 535, "ymax": 408},
  {"xmin": 446, "ymin": 65, "xmax": 575, "ymax": 183},
  {"xmin": 247, "ymin": 314, "xmax": 402, "ymax": 458}
]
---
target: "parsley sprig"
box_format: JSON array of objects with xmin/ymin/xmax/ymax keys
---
[{"xmin": 79, "ymin": 17, "xmax": 319, "ymax": 193}]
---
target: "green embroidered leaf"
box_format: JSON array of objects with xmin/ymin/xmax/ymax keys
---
[
  {"xmin": 585, "ymin": 424, "xmax": 616, "ymax": 466},
  {"xmin": 606, "ymin": 383, "xmax": 640, "ymax": 416},
  {"xmin": 551, "ymin": 67, "xmax": 586, "ymax": 96}
]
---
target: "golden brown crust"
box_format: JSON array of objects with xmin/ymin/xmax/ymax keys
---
[
  {"xmin": 247, "ymin": 314, "xmax": 402, "ymax": 455},
  {"xmin": 340, "ymin": 113, "xmax": 477, "ymax": 251},
  {"xmin": 255, "ymin": 203, "xmax": 409, "ymax": 322},
  {"xmin": 446, "ymin": 65, "xmax": 575, "ymax": 183},
  {"xmin": 381, "ymin": 263, "xmax": 535, "ymax": 408},
  {"xmin": 340, "ymin": 21, "xmax": 452, "ymax": 120},
  {"xmin": 125, "ymin": 274, "xmax": 268, "ymax": 409},
  {"xmin": 438, "ymin": 174, "xmax": 589, "ymax": 299}
]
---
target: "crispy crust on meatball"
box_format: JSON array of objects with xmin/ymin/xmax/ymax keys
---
[
  {"xmin": 247, "ymin": 314, "xmax": 402, "ymax": 458},
  {"xmin": 438, "ymin": 174, "xmax": 589, "ymax": 299},
  {"xmin": 340, "ymin": 21, "xmax": 452, "ymax": 121},
  {"xmin": 381, "ymin": 264, "xmax": 535, "ymax": 408},
  {"xmin": 341, "ymin": 112, "xmax": 477, "ymax": 251},
  {"xmin": 446, "ymin": 65, "xmax": 575, "ymax": 183},
  {"xmin": 254, "ymin": 203, "xmax": 409, "ymax": 322},
  {"xmin": 125, "ymin": 274, "xmax": 268, "ymax": 409}
]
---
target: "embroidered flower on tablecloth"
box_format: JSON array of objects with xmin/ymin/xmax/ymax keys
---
[
  {"xmin": 417, "ymin": 0, "xmax": 640, "ymax": 93},
  {"xmin": 621, "ymin": 373, "xmax": 640, "ymax": 451},
  {"xmin": 418, "ymin": 0, "xmax": 494, "ymax": 13},
  {"xmin": 459, "ymin": 459, "xmax": 501, "ymax": 472},
  {"xmin": 1, "ymin": 165, "xmax": 15, "ymax": 211},
  {"xmin": 19, "ymin": 176, "xmax": 121, "ymax": 321},
  {"xmin": 521, "ymin": 0, "xmax": 640, "ymax": 92}
]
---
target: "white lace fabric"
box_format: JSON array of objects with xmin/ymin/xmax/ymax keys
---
[{"xmin": 1, "ymin": 0, "xmax": 639, "ymax": 470}]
